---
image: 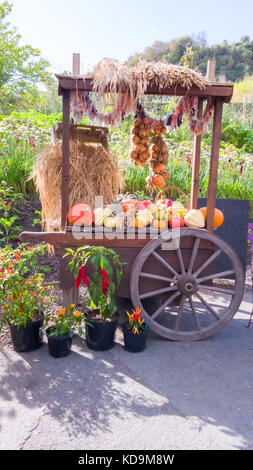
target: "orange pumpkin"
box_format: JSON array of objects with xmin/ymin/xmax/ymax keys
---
[
  {"xmin": 67, "ymin": 203, "xmax": 94, "ymax": 226},
  {"xmin": 199, "ymin": 207, "xmax": 224, "ymax": 228}
]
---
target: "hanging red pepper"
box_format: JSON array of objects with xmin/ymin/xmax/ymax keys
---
[
  {"xmin": 101, "ymin": 268, "xmax": 109, "ymax": 296},
  {"xmin": 75, "ymin": 265, "xmax": 90, "ymax": 289}
]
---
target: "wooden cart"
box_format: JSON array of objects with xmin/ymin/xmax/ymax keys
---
[{"xmin": 20, "ymin": 58, "xmax": 245, "ymax": 341}]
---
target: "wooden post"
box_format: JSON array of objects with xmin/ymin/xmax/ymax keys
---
[
  {"xmin": 72, "ymin": 53, "xmax": 80, "ymax": 75},
  {"xmin": 190, "ymin": 98, "xmax": 204, "ymax": 209},
  {"xmin": 206, "ymin": 98, "xmax": 223, "ymax": 232},
  {"xmin": 206, "ymin": 59, "xmax": 216, "ymax": 82},
  {"xmin": 61, "ymin": 89, "xmax": 70, "ymax": 229}
]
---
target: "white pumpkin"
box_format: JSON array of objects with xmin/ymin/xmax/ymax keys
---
[{"xmin": 184, "ymin": 209, "xmax": 205, "ymax": 228}]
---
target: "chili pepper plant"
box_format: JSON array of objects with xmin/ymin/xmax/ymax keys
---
[
  {"xmin": 44, "ymin": 304, "xmax": 86, "ymax": 338},
  {"xmin": 65, "ymin": 246, "xmax": 124, "ymax": 320},
  {"xmin": 0, "ymin": 243, "xmax": 54, "ymax": 330},
  {"xmin": 125, "ymin": 307, "xmax": 145, "ymax": 334}
]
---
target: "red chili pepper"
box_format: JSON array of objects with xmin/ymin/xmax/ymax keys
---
[
  {"xmin": 101, "ymin": 269, "xmax": 109, "ymax": 296},
  {"xmin": 75, "ymin": 265, "xmax": 90, "ymax": 289}
]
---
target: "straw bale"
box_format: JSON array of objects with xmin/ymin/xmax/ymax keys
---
[{"xmin": 31, "ymin": 140, "xmax": 121, "ymax": 231}]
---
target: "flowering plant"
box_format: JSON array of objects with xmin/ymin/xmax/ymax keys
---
[
  {"xmin": 0, "ymin": 244, "xmax": 54, "ymax": 330},
  {"xmin": 126, "ymin": 307, "xmax": 145, "ymax": 334},
  {"xmin": 44, "ymin": 304, "xmax": 85, "ymax": 337},
  {"xmin": 65, "ymin": 246, "xmax": 124, "ymax": 321}
]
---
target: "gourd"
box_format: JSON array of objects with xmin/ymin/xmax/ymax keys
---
[
  {"xmin": 67, "ymin": 203, "xmax": 94, "ymax": 226},
  {"xmin": 131, "ymin": 218, "xmax": 147, "ymax": 229},
  {"xmin": 153, "ymin": 219, "xmax": 167, "ymax": 229},
  {"xmin": 94, "ymin": 207, "xmax": 112, "ymax": 226},
  {"xmin": 184, "ymin": 209, "xmax": 205, "ymax": 228},
  {"xmin": 199, "ymin": 207, "xmax": 224, "ymax": 228},
  {"xmin": 136, "ymin": 209, "xmax": 153, "ymax": 226},
  {"xmin": 103, "ymin": 216, "xmax": 118, "ymax": 229}
]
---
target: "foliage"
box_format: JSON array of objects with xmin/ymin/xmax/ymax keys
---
[
  {"xmin": 0, "ymin": 181, "xmax": 23, "ymax": 246},
  {"xmin": 65, "ymin": 246, "xmax": 124, "ymax": 320},
  {"xmin": 221, "ymin": 122, "xmax": 253, "ymax": 152},
  {"xmin": 126, "ymin": 307, "xmax": 145, "ymax": 335},
  {"xmin": 0, "ymin": 139, "xmax": 37, "ymax": 197},
  {"xmin": 0, "ymin": 1, "xmax": 55, "ymax": 114},
  {"xmin": 232, "ymin": 75, "xmax": 253, "ymax": 103},
  {"xmin": 127, "ymin": 35, "xmax": 253, "ymax": 83},
  {"xmin": 0, "ymin": 243, "xmax": 54, "ymax": 330},
  {"xmin": 44, "ymin": 304, "xmax": 85, "ymax": 338},
  {"xmin": 123, "ymin": 141, "xmax": 253, "ymax": 207}
]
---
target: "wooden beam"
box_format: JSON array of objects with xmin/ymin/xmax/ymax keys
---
[
  {"xmin": 19, "ymin": 229, "xmax": 213, "ymax": 250},
  {"xmin": 190, "ymin": 98, "xmax": 204, "ymax": 209},
  {"xmin": 206, "ymin": 98, "xmax": 223, "ymax": 232},
  {"xmin": 61, "ymin": 89, "xmax": 70, "ymax": 229},
  {"xmin": 56, "ymin": 75, "xmax": 234, "ymax": 103}
]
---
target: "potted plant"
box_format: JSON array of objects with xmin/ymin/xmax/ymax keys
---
[
  {"xmin": 122, "ymin": 307, "xmax": 149, "ymax": 353},
  {"xmin": 65, "ymin": 246, "xmax": 124, "ymax": 351},
  {"xmin": 44, "ymin": 304, "xmax": 85, "ymax": 358},
  {"xmin": 0, "ymin": 244, "xmax": 54, "ymax": 352}
]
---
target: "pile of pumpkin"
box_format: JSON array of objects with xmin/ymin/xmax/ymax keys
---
[{"xmin": 67, "ymin": 198, "xmax": 224, "ymax": 230}]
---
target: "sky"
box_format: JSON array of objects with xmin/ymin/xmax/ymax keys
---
[{"xmin": 8, "ymin": 0, "xmax": 253, "ymax": 75}]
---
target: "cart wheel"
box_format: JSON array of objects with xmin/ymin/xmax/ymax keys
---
[{"xmin": 130, "ymin": 228, "xmax": 245, "ymax": 341}]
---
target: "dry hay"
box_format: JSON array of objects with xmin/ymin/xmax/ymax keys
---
[
  {"xmin": 131, "ymin": 62, "xmax": 209, "ymax": 98},
  {"xmin": 32, "ymin": 140, "xmax": 122, "ymax": 231},
  {"xmin": 91, "ymin": 59, "xmax": 210, "ymax": 111},
  {"xmin": 91, "ymin": 59, "xmax": 136, "ymax": 112}
]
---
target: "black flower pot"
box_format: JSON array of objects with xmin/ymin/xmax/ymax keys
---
[
  {"xmin": 9, "ymin": 315, "xmax": 44, "ymax": 353},
  {"xmin": 46, "ymin": 328, "xmax": 72, "ymax": 358},
  {"xmin": 122, "ymin": 322, "xmax": 149, "ymax": 353},
  {"xmin": 85, "ymin": 314, "xmax": 119, "ymax": 351}
]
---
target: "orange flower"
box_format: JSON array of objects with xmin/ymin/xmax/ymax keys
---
[
  {"xmin": 58, "ymin": 308, "xmax": 66, "ymax": 317},
  {"xmin": 74, "ymin": 311, "xmax": 82, "ymax": 318}
]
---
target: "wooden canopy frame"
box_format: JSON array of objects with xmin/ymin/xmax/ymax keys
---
[
  {"xmin": 55, "ymin": 56, "xmax": 232, "ymax": 234},
  {"xmin": 20, "ymin": 55, "xmax": 233, "ymax": 247}
]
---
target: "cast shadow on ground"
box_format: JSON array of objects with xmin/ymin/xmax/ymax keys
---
[{"xmin": 0, "ymin": 314, "xmax": 253, "ymax": 449}]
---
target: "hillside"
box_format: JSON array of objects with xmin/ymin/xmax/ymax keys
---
[{"xmin": 127, "ymin": 35, "xmax": 253, "ymax": 83}]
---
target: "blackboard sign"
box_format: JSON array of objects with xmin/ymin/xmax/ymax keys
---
[{"xmin": 197, "ymin": 198, "xmax": 250, "ymax": 274}]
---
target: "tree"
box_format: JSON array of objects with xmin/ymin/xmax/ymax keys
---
[
  {"xmin": 0, "ymin": 1, "xmax": 56, "ymax": 114},
  {"xmin": 127, "ymin": 35, "xmax": 253, "ymax": 83}
]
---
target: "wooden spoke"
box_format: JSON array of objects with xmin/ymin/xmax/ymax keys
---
[
  {"xmin": 189, "ymin": 296, "xmax": 202, "ymax": 331},
  {"xmin": 139, "ymin": 272, "xmax": 174, "ymax": 283},
  {"xmin": 187, "ymin": 237, "xmax": 200, "ymax": 274},
  {"xmin": 130, "ymin": 228, "xmax": 244, "ymax": 341},
  {"xmin": 174, "ymin": 295, "xmax": 187, "ymax": 331},
  {"xmin": 177, "ymin": 247, "xmax": 186, "ymax": 274},
  {"xmin": 197, "ymin": 269, "xmax": 235, "ymax": 284},
  {"xmin": 151, "ymin": 291, "xmax": 181, "ymax": 320},
  {"xmin": 140, "ymin": 285, "xmax": 178, "ymax": 300},
  {"xmin": 198, "ymin": 284, "xmax": 235, "ymax": 295},
  {"xmin": 151, "ymin": 251, "xmax": 179, "ymax": 277},
  {"xmin": 194, "ymin": 249, "xmax": 222, "ymax": 278},
  {"xmin": 195, "ymin": 292, "xmax": 220, "ymax": 321}
]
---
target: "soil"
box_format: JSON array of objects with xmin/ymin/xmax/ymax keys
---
[
  {"xmin": 86, "ymin": 309, "xmax": 119, "ymax": 323},
  {"xmin": 0, "ymin": 198, "xmax": 252, "ymax": 349}
]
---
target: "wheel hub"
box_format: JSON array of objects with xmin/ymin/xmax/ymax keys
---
[{"xmin": 177, "ymin": 274, "xmax": 198, "ymax": 296}]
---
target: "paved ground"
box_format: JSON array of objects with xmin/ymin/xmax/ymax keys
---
[{"xmin": 0, "ymin": 288, "xmax": 252, "ymax": 451}]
